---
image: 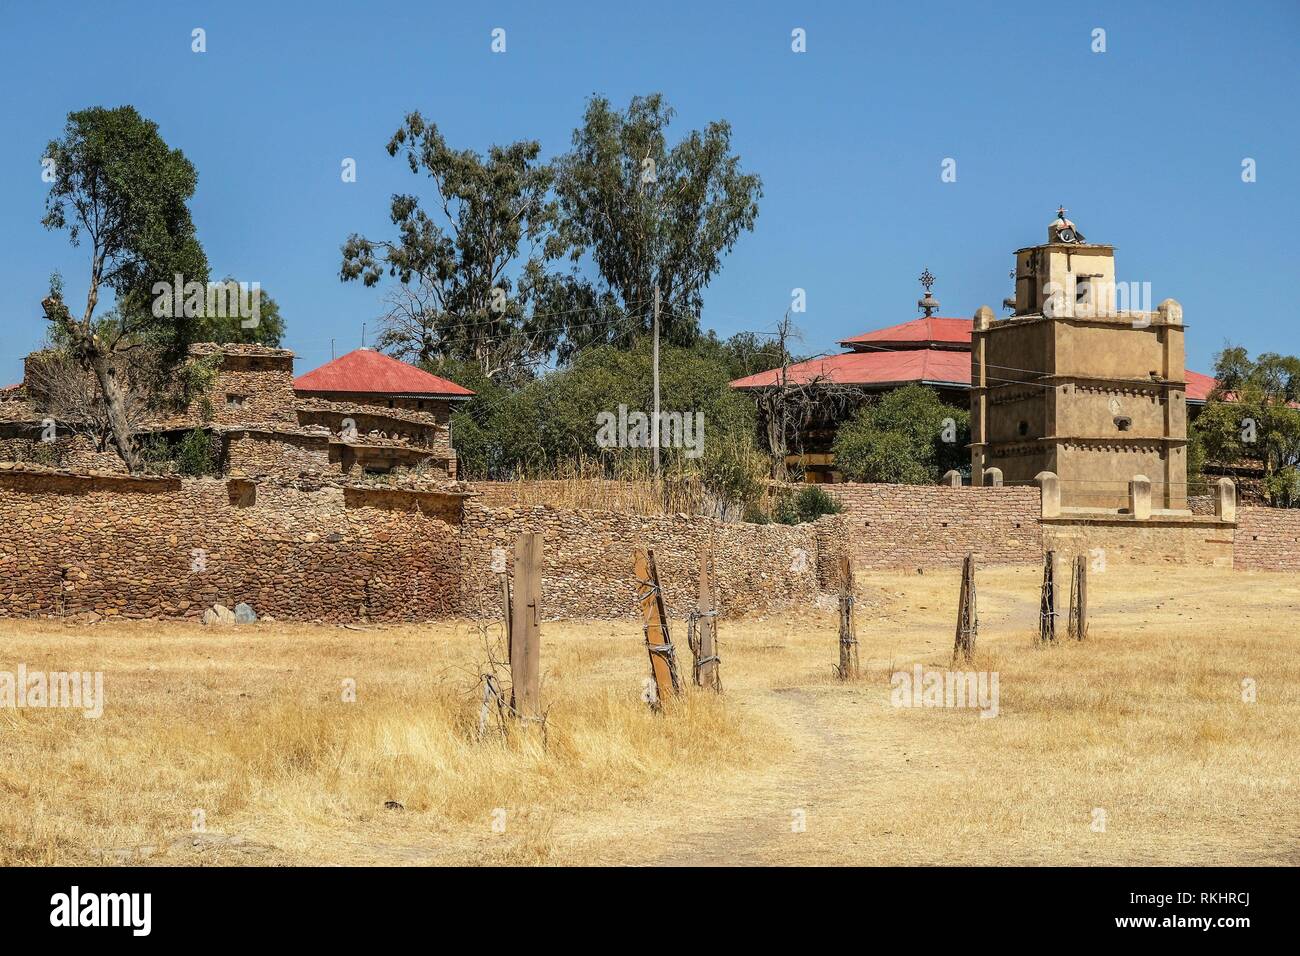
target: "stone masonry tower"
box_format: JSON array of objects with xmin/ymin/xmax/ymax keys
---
[{"xmin": 970, "ymin": 210, "xmax": 1189, "ymax": 512}]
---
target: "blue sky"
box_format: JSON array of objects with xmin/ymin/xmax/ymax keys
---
[{"xmin": 0, "ymin": 0, "xmax": 1296, "ymax": 385}]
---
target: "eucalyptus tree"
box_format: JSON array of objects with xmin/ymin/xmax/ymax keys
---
[
  {"xmin": 40, "ymin": 105, "xmax": 208, "ymax": 471},
  {"xmin": 340, "ymin": 113, "xmax": 563, "ymax": 380},
  {"xmin": 550, "ymin": 93, "xmax": 762, "ymax": 356}
]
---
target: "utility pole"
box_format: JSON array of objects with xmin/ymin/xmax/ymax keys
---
[
  {"xmin": 361, "ymin": 322, "xmax": 366, "ymax": 348},
  {"xmin": 331, "ymin": 338, "xmax": 335, "ymax": 361},
  {"xmin": 652, "ymin": 283, "xmax": 661, "ymax": 476}
]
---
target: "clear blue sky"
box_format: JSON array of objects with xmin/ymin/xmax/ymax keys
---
[{"xmin": 1, "ymin": 0, "xmax": 1296, "ymax": 386}]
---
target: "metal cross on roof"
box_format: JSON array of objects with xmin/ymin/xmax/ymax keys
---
[{"xmin": 917, "ymin": 269, "xmax": 940, "ymax": 317}]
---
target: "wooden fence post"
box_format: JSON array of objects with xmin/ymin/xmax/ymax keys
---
[
  {"xmin": 634, "ymin": 548, "xmax": 681, "ymax": 707},
  {"xmin": 837, "ymin": 554, "xmax": 859, "ymax": 679},
  {"xmin": 1038, "ymin": 549, "xmax": 1057, "ymax": 644},
  {"xmin": 509, "ymin": 533, "xmax": 543, "ymax": 719},
  {"xmin": 1067, "ymin": 554, "xmax": 1088, "ymax": 640},
  {"xmin": 689, "ymin": 550, "xmax": 721, "ymax": 691},
  {"xmin": 498, "ymin": 571, "xmax": 512, "ymax": 664},
  {"xmin": 953, "ymin": 552, "xmax": 977, "ymax": 662}
]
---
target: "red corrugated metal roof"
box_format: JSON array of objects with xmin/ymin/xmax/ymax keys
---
[
  {"xmin": 731, "ymin": 346, "xmax": 1219, "ymax": 398},
  {"xmin": 294, "ymin": 349, "xmax": 474, "ymax": 397},
  {"xmin": 730, "ymin": 348, "xmax": 972, "ymax": 390},
  {"xmin": 1184, "ymin": 370, "xmax": 1216, "ymax": 403},
  {"xmin": 839, "ymin": 316, "xmax": 972, "ymax": 350}
]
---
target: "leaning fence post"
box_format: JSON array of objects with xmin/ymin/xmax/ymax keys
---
[
  {"xmin": 689, "ymin": 550, "xmax": 721, "ymax": 691},
  {"xmin": 1038, "ymin": 549, "xmax": 1057, "ymax": 644},
  {"xmin": 1067, "ymin": 554, "xmax": 1088, "ymax": 640},
  {"xmin": 634, "ymin": 548, "xmax": 681, "ymax": 708},
  {"xmin": 953, "ymin": 552, "xmax": 977, "ymax": 662},
  {"xmin": 837, "ymin": 554, "xmax": 859, "ymax": 679},
  {"xmin": 509, "ymin": 533, "xmax": 543, "ymax": 719}
]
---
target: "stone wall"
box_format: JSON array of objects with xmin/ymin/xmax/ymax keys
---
[
  {"xmin": 223, "ymin": 430, "xmax": 332, "ymax": 477},
  {"xmin": 459, "ymin": 501, "xmax": 828, "ymax": 620},
  {"xmin": 1234, "ymin": 506, "xmax": 1300, "ymax": 572},
  {"xmin": 0, "ymin": 430, "xmax": 125, "ymax": 473},
  {"xmin": 295, "ymin": 400, "xmax": 447, "ymax": 455},
  {"xmin": 1041, "ymin": 515, "xmax": 1235, "ymax": 567},
  {"xmin": 2, "ymin": 469, "xmax": 1294, "ymax": 625},
  {"xmin": 200, "ymin": 350, "xmax": 298, "ymax": 427},
  {"xmin": 824, "ymin": 483, "xmax": 1042, "ymax": 569},
  {"xmin": 0, "ymin": 471, "xmax": 461, "ymax": 622},
  {"xmin": 298, "ymin": 392, "xmax": 454, "ymax": 453}
]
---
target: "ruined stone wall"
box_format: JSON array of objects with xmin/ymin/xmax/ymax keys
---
[
  {"xmin": 223, "ymin": 431, "xmax": 332, "ymax": 477},
  {"xmin": 0, "ymin": 431, "xmax": 126, "ymax": 473},
  {"xmin": 298, "ymin": 392, "xmax": 454, "ymax": 456},
  {"xmin": 1234, "ymin": 506, "xmax": 1300, "ymax": 572},
  {"xmin": 0, "ymin": 471, "xmax": 461, "ymax": 622},
  {"xmin": 459, "ymin": 501, "xmax": 826, "ymax": 620},
  {"xmin": 823, "ymin": 483, "xmax": 1042, "ymax": 569},
  {"xmin": 295, "ymin": 404, "xmax": 444, "ymax": 452},
  {"xmin": 207, "ymin": 354, "xmax": 298, "ymax": 427}
]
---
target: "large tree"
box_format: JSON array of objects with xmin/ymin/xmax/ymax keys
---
[
  {"xmin": 551, "ymin": 93, "xmax": 762, "ymax": 356},
  {"xmin": 1191, "ymin": 346, "xmax": 1300, "ymax": 506},
  {"xmin": 40, "ymin": 105, "xmax": 208, "ymax": 471},
  {"xmin": 340, "ymin": 114, "xmax": 562, "ymax": 381}
]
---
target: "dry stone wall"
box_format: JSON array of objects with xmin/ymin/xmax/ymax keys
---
[
  {"xmin": 223, "ymin": 430, "xmax": 333, "ymax": 477},
  {"xmin": 459, "ymin": 501, "xmax": 827, "ymax": 620},
  {"xmin": 0, "ymin": 471, "xmax": 461, "ymax": 622},
  {"xmin": 202, "ymin": 351, "xmax": 298, "ymax": 427},
  {"xmin": 2, "ymin": 469, "xmax": 1295, "ymax": 625}
]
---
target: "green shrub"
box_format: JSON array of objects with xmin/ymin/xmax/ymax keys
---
[
  {"xmin": 174, "ymin": 428, "xmax": 218, "ymax": 476},
  {"xmin": 137, "ymin": 428, "xmax": 218, "ymax": 476},
  {"xmin": 768, "ymin": 485, "xmax": 842, "ymax": 525},
  {"xmin": 792, "ymin": 485, "xmax": 841, "ymax": 522}
]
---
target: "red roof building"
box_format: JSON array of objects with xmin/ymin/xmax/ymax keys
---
[
  {"xmin": 294, "ymin": 348, "xmax": 474, "ymax": 398},
  {"xmin": 730, "ymin": 315, "xmax": 1217, "ymax": 481},
  {"xmin": 731, "ymin": 317, "xmax": 1216, "ymax": 403}
]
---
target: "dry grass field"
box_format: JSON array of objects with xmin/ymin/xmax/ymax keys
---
[{"xmin": 2, "ymin": 563, "xmax": 1298, "ymax": 866}]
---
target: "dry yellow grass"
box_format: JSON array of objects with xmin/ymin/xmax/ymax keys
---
[{"xmin": 2, "ymin": 563, "xmax": 1298, "ymax": 866}]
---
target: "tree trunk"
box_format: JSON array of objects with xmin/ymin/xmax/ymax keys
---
[{"xmin": 88, "ymin": 352, "xmax": 142, "ymax": 472}]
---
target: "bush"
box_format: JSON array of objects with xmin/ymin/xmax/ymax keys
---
[
  {"xmin": 770, "ymin": 484, "xmax": 842, "ymax": 525},
  {"xmin": 174, "ymin": 428, "xmax": 218, "ymax": 476},
  {"xmin": 832, "ymin": 384, "xmax": 969, "ymax": 483},
  {"xmin": 793, "ymin": 485, "xmax": 841, "ymax": 521},
  {"xmin": 138, "ymin": 428, "xmax": 218, "ymax": 476}
]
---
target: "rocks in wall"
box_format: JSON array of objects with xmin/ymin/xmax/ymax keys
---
[{"xmin": 458, "ymin": 502, "xmax": 825, "ymax": 620}]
